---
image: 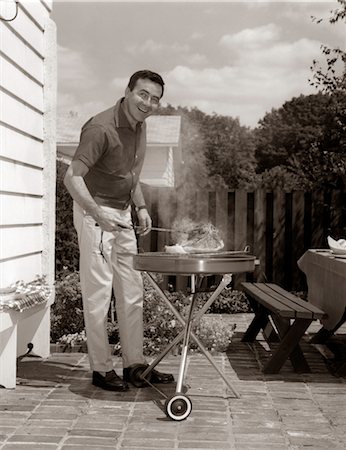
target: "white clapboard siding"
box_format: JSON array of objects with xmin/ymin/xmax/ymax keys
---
[
  {"xmin": 20, "ymin": 1, "xmax": 50, "ymax": 30},
  {"xmin": 0, "ymin": 194, "xmax": 43, "ymax": 225},
  {"xmin": 0, "ymin": 160, "xmax": 43, "ymax": 196},
  {"xmin": 0, "ymin": 226, "xmax": 43, "ymax": 260},
  {"xmin": 6, "ymin": 5, "xmax": 45, "ymax": 57},
  {"xmin": 0, "ymin": 25, "xmax": 44, "ymax": 83},
  {"xmin": 0, "ymin": 253, "xmax": 42, "ymax": 286},
  {"xmin": 0, "ymin": 56, "xmax": 43, "ymax": 112},
  {"xmin": 0, "ymin": 93, "xmax": 43, "ymax": 140},
  {"xmin": 0, "ymin": 125, "xmax": 43, "ymax": 167},
  {"xmin": 42, "ymin": 0, "xmax": 53, "ymax": 12}
]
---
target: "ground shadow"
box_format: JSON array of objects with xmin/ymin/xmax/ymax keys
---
[
  {"xmin": 16, "ymin": 355, "xmax": 179, "ymax": 404},
  {"xmin": 226, "ymin": 331, "xmax": 346, "ymax": 382}
]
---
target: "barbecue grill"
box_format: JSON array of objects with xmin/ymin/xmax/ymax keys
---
[{"xmin": 128, "ymin": 250, "xmax": 256, "ymax": 421}]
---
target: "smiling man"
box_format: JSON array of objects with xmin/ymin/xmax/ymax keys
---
[{"xmin": 64, "ymin": 70, "xmax": 174, "ymax": 391}]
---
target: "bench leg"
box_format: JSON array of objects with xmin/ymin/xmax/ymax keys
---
[
  {"xmin": 310, "ymin": 308, "xmax": 346, "ymax": 344},
  {"xmin": 242, "ymin": 305, "xmax": 270, "ymax": 342},
  {"xmin": 264, "ymin": 318, "xmax": 313, "ymax": 374},
  {"xmin": 271, "ymin": 316, "xmax": 311, "ymax": 373}
]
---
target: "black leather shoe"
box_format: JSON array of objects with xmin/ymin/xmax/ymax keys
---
[
  {"xmin": 150, "ymin": 368, "xmax": 174, "ymax": 384},
  {"xmin": 123, "ymin": 366, "xmax": 174, "ymax": 387},
  {"xmin": 92, "ymin": 370, "xmax": 129, "ymax": 391}
]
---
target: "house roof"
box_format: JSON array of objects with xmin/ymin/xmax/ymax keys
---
[{"xmin": 57, "ymin": 112, "xmax": 181, "ymax": 146}]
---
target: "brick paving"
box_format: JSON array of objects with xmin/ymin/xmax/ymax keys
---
[{"xmin": 0, "ymin": 314, "xmax": 345, "ymax": 450}]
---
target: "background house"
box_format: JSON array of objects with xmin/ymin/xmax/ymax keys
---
[
  {"xmin": 0, "ymin": 0, "xmax": 56, "ymax": 387},
  {"xmin": 57, "ymin": 113, "xmax": 182, "ymax": 187},
  {"xmin": 141, "ymin": 115, "xmax": 182, "ymax": 187}
]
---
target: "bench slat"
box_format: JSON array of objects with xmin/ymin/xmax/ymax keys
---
[
  {"xmin": 258, "ymin": 284, "xmax": 314, "ymax": 319},
  {"xmin": 242, "ymin": 282, "xmax": 325, "ymax": 320},
  {"xmin": 242, "ymin": 282, "xmax": 297, "ymax": 318},
  {"xmin": 266, "ymin": 283, "xmax": 325, "ymax": 320}
]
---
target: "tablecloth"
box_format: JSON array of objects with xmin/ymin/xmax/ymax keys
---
[{"xmin": 298, "ymin": 249, "xmax": 346, "ymax": 330}]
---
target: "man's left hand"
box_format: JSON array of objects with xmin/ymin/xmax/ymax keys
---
[{"xmin": 136, "ymin": 208, "xmax": 152, "ymax": 235}]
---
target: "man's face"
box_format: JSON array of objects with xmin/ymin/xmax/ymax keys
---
[{"xmin": 124, "ymin": 78, "xmax": 163, "ymax": 123}]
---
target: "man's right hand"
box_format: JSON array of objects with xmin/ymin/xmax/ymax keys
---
[{"xmin": 94, "ymin": 209, "xmax": 132, "ymax": 233}]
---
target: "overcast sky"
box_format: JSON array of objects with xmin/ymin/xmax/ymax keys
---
[{"xmin": 52, "ymin": 0, "xmax": 345, "ymax": 129}]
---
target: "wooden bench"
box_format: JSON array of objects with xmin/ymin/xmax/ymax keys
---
[{"xmin": 241, "ymin": 282, "xmax": 326, "ymax": 374}]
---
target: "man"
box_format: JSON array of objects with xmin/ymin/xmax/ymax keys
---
[{"xmin": 64, "ymin": 70, "xmax": 174, "ymax": 391}]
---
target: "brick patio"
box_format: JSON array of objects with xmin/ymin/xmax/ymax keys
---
[{"xmin": 0, "ymin": 314, "xmax": 345, "ymax": 450}]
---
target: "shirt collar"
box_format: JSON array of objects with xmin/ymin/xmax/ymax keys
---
[{"xmin": 114, "ymin": 97, "xmax": 143, "ymax": 131}]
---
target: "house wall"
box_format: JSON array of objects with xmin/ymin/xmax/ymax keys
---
[
  {"xmin": 140, "ymin": 145, "xmax": 172, "ymax": 187},
  {"xmin": 0, "ymin": 0, "xmax": 56, "ymax": 288}
]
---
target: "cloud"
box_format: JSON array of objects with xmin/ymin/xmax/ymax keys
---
[
  {"xmin": 57, "ymin": 45, "xmax": 97, "ymax": 90},
  {"xmin": 190, "ymin": 32, "xmax": 204, "ymax": 40},
  {"xmin": 162, "ymin": 49, "xmax": 320, "ymax": 128},
  {"xmin": 220, "ymin": 24, "xmax": 281, "ymax": 50},
  {"xmin": 126, "ymin": 39, "xmax": 190, "ymax": 55}
]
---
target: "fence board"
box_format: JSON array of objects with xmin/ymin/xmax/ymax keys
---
[
  {"xmin": 227, "ymin": 191, "xmax": 235, "ymax": 250},
  {"xmin": 234, "ymin": 190, "xmax": 247, "ymax": 251},
  {"xmin": 272, "ymin": 190, "xmax": 286, "ymax": 286},
  {"xmin": 290, "ymin": 192, "xmax": 303, "ymax": 290},
  {"xmin": 311, "ymin": 190, "xmax": 325, "ymax": 248},
  {"xmin": 215, "ymin": 190, "xmax": 228, "ymax": 246},
  {"xmin": 265, "ymin": 192, "xmax": 274, "ymax": 282}
]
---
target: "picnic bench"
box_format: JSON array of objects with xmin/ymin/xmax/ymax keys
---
[{"xmin": 241, "ymin": 282, "xmax": 326, "ymax": 374}]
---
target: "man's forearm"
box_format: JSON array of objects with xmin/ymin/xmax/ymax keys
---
[
  {"xmin": 133, "ymin": 182, "xmax": 146, "ymax": 208},
  {"xmin": 64, "ymin": 172, "xmax": 102, "ymax": 219}
]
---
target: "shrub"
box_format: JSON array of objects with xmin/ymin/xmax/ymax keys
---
[
  {"xmin": 193, "ymin": 317, "xmax": 236, "ymax": 352},
  {"xmin": 51, "ymin": 272, "xmax": 84, "ymax": 342},
  {"xmin": 51, "ymin": 270, "xmax": 249, "ymax": 355}
]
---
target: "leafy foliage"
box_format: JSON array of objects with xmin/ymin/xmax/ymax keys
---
[
  {"xmin": 51, "ymin": 270, "xmax": 249, "ymax": 355},
  {"xmin": 254, "ymin": 93, "xmax": 346, "ymax": 189},
  {"xmin": 156, "ymin": 104, "xmax": 256, "ymax": 190},
  {"xmin": 51, "ymin": 271, "xmax": 84, "ymax": 342},
  {"xmin": 55, "ymin": 160, "xmax": 79, "ymax": 277},
  {"xmin": 309, "ymin": 0, "xmax": 346, "ymax": 95}
]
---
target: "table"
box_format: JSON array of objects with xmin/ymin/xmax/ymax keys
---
[
  {"xmin": 130, "ymin": 251, "xmax": 256, "ymax": 420},
  {"xmin": 298, "ymin": 249, "xmax": 346, "ymax": 342}
]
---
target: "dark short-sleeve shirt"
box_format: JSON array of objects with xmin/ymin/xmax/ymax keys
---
[{"xmin": 73, "ymin": 98, "xmax": 146, "ymax": 209}]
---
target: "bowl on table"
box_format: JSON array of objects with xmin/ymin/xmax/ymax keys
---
[{"xmin": 327, "ymin": 236, "xmax": 346, "ymax": 256}]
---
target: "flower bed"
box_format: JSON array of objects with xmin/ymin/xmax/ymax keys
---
[{"xmin": 52, "ymin": 271, "xmax": 250, "ymax": 355}]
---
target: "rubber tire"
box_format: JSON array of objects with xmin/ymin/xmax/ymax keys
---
[
  {"xmin": 165, "ymin": 394, "xmax": 192, "ymax": 421},
  {"xmin": 128, "ymin": 363, "xmax": 151, "ymax": 388}
]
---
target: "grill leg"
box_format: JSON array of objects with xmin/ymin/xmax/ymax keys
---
[
  {"xmin": 141, "ymin": 272, "xmax": 239, "ymax": 398},
  {"xmin": 176, "ymin": 275, "xmax": 197, "ymax": 393}
]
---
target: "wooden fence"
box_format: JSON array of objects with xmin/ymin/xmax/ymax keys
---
[{"xmin": 138, "ymin": 186, "xmax": 346, "ymax": 292}]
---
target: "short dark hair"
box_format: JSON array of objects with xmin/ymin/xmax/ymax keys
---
[{"xmin": 128, "ymin": 70, "xmax": 165, "ymax": 98}]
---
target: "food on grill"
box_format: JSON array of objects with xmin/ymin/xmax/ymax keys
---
[
  {"xmin": 165, "ymin": 219, "xmax": 224, "ymax": 254},
  {"xmin": 165, "ymin": 244, "xmax": 187, "ymax": 254}
]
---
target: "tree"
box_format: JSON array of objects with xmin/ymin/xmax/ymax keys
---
[
  {"xmin": 157, "ymin": 104, "xmax": 256, "ymax": 190},
  {"xmin": 254, "ymin": 92, "xmax": 346, "ymax": 189},
  {"xmin": 309, "ymin": 0, "xmax": 346, "ymax": 94}
]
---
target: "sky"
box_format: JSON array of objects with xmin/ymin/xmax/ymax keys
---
[{"xmin": 52, "ymin": 1, "xmax": 345, "ymax": 130}]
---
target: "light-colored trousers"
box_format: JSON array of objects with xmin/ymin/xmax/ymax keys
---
[{"xmin": 73, "ymin": 201, "xmax": 146, "ymax": 372}]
